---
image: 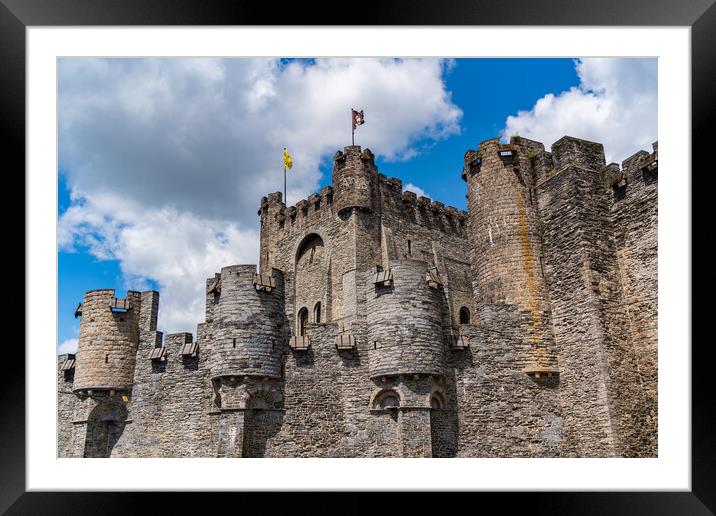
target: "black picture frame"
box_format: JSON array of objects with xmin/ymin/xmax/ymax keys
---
[{"xmin": 3, "ymin": 0, "xmax": 708, "ymax": 512}]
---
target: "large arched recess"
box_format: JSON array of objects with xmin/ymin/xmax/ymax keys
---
[{"xmin": 294, "ymin": 233, "xmax": 328, "ymax": 330}]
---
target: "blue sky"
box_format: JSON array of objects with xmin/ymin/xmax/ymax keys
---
[{"xmin": 58, "ymin": 57, "xmax": 657, "ymax": 352}]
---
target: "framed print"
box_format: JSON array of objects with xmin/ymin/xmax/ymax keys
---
[{"xmin": 3, "ymin": 0, "xmax": 710, "ymax": 512}]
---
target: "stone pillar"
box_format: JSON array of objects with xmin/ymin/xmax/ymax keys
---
[
  {"xmin": 398, "ymin": 408, "xmax": 432, "ymax": 457},
  {"xmin": 215, "ymin": 409, "xmax": 246, "ymax": 458}
]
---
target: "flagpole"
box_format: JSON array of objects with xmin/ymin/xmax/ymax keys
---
[{"xmin": 284, "ymin": 164, "xmax": 287, "ymax": 206}]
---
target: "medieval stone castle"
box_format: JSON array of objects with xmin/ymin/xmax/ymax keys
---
[{"xmin": 58, "ymin": 135, "xmax": 658, "ymax": 458}]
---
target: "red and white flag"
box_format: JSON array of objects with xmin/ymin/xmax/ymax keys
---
[{"xmin": 352, "ymin": 109, "xmax": 365, "ymax": 130}]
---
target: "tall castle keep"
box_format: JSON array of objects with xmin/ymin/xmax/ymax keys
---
[{"xmin": 58, "ymin": 135, "xmax": 658, "ymax": 458}]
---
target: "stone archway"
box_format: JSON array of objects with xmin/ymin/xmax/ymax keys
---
[
  {"xmin": 294, "ymin": 233, "xmax": 328, "ymax": 326},
  {"xmin": 82, "ymin": 398, "xmax": 128, "ymax": 458}
]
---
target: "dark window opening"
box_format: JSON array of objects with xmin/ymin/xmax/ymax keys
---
[
  {"xmin": 378, "ymin": 392, "xmax": 399, "ymax": 409},
  {"xmin": 298, "ymin": 307, "xmax": 309, "ymax": 337},
  {"xmin": 313, "ymin": 302, "xmax": 321, "ymax": 324},
  {"xmin": 105, "ymin": 354, "xmax": 108, "ymax": 364},
  {"xmin": 373, "ymin": 341, "xmax": 378, "ymax": 350},
  {"xmin": 407, "ymin": 239, "xmax": 412, "ymax": 255},
  {"xmin": 459, "ymin": 307, "xmax": 470, "ymax": 325},
  {"xmin": 315, "ymin": 201, "xmax": 321, "ymax": 211},
  {"xmin": 232, "ymin": 338, "xmax": 236, "ymax": 348}
]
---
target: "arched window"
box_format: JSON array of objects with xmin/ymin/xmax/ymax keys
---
[
  {"xmin": 373, "ymin": 390, "xmax": 400, "ymax": 410},
  {"xmin": 431, "ymin": 391, "xmax": 446, "ymax": 409},
  {"xmin": 459, "ymin": 306, "xmax": 470, "ymax": 324},
  {"xmin": 313, "ymin": 302, "xmax": 321, "ymax": 324},
  {"xmin": 298, "ymin": 307, "xmax": 309, "ymax": 336}
]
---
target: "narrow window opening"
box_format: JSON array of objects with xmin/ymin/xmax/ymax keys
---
[
  {"xmin": 459, "ymin": 307, "xmax": 471, "ymax": 325},
  {"xmin": 105, "ymin": 354, "xmax": 108, "ymax": 364},
  {"xmin": 313, "ymin": 302, "xmax": 321, "ymax": 324},
  {"xmin": 373, "ymin": 341, "xmax": 378, "ymax": 350},
  {"xmin": 298, "ymin": 307, "xmax": 309, "ymax": 337},
  {"xmin": 407, "ymin": 239, "xmax": 412, "ymax": 255},
  {"xmin": 232, "ymin": 338, "xmax": 236, "ymax": 349}
]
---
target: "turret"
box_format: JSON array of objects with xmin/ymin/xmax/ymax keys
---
[
  {"xmin": 366, "ymin": 260, "xmax": 446, "ymax": 379},
  {"xmin": 206, "ymin": 264, "xmax": 286, "ymax": 380},
  {"xmin": 332, "ymin": 145, "xmax": 377, "ymax": 215},
  {"xmin": 258, "ymin": 192, "xmax": 285, "ymax": 273},
  {"xmin": 73, "ymin": 289, "xmax": 158, "ymax": 394},
  {"xmin": 463, "ymin": 136, "xmax": 557, "ymax": 371}
]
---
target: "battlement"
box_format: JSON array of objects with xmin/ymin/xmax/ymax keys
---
[
  {"xmin": 259, "ymin": 147, "xmax": 468, "ymax": 247},
  {"xmin": 463, "ymin": 135, "xmax": 657, "ymax": 208},
  {"xmin": 259, "ymin": 184, "xmax": 336, "ymax": 234},
  {"xmin": 533, "ymin": 140, "xmax": 658, "ymax": 203}
]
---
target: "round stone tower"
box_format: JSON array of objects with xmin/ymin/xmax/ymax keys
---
[
  {"xmin": 463, "ymin": 137, "xmax": 557, "ymax": 370},
  {"xmin": 208, "ymin": 265, "xmax": 286, "ymax": 380},
  {"xmin": 332, "ymin": 145, "xmax": 377, "ymax": 215},
  {"xmin": 366, "ymin": 260, "xmax": 446, "ymax": 379},
  {"xmin": 73, "ymin": 289, "xmax": 143, "ymax": 393}
]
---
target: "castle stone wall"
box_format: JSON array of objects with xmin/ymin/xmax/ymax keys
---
[
  {"xmin": 610, "ymin": 143, "xmax": 658, "ymax": 455},
  {"xmin": 57, "ymin": 354, "xmax": 76, "ymax": 457},
  {"xmin": 449, "ymin": 306, "xmax": 564, "ymax": 457}
]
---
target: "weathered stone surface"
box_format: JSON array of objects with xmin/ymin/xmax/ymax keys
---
[{"xmin": 58, "ymin": 136, "xmax": 657, "ymax": 458}]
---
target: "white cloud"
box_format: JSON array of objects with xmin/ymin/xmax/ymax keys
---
[
  {"xmin": 403, "ymin": 182, "xmax": 429, "ymax": 198},
  {"xmin": 502, "ymin": 58, "xmax": 657, "ymax": 164},
  {"xmin": 58, "ymin": 338, "xmax": 78, "ymax": 355},
  {"xmin": 59, "ymin": 58, "xmax": 461, "ymax": 335}
]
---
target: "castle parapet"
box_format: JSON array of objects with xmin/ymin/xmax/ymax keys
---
[{"xmin": 551, "ymin": 135, "xmax": 606, "ymax": 172}]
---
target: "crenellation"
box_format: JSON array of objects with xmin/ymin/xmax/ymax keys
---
[
  {"xmin": 551, "ymin": 135, "xmax": 606, "ymax": 172},
  {"xmin": 59, "ymin": 134, "xmax": 657, "ymax": 458}
]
